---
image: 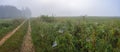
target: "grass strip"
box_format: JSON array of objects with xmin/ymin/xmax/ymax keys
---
[{"xmin": 0, "ymin": 21, "xmax": 28, "ymax": 52}]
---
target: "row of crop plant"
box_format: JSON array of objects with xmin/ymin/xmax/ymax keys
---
[{"xmin": 31, "ymin": 16, "xmax": 120, "ymax": 52}]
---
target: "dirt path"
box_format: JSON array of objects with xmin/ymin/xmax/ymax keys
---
[
  {"xmin": 21, "ymin": 20, "xmax": 35, "ymax": 52},
  {"xmin": 0, "ymin": 20, "xmax": 26, "ymax": 46}
]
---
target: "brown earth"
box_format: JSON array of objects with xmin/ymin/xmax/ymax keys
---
[{"xmin": 21, "ymin": 20, "xmax": 35, "ymax": 52}]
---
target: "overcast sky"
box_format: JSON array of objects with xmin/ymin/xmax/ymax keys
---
[{"xmin": 0, "ymin": 0, "xmax": 120, "ymax": 16}]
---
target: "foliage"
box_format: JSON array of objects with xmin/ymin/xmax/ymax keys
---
[
  {"xmin": 40, "ymin": 15, "xmax": 55, "ymax": 23},
  {"xmin": 31, "ymin": 17, "xmax": 120, "ymax": 52}
]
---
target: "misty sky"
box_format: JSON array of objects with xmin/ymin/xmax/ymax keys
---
[{"xmin": 0, "ymin": 0, "xmax": 120, "ymax": 16}]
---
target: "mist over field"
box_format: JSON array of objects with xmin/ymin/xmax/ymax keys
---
[
  {"xmin": 1, "ymin": 0, "xmax": 120, "ymax": 52},
  {"xmin": 0, "ymin": 0, "xmax": 120, "ymax": 17}
]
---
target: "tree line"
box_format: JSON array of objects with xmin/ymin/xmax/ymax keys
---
[{"xmin": 0, "ymin": 5, "xmax": 31, "ymax": 18}]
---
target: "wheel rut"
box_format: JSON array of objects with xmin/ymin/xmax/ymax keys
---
[
  {"xmin": 21, "ymin": 20, "xmax": 35, "ymax": 52},
  {"xmin": 0, "ymin": 20, "xmax": 26, "ymax": 46}
]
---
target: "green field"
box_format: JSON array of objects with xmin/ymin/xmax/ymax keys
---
[
  {"xmin": 0, "ymin": 16, "xmax": 120, "ymax": 52},
  {"xmin": 0, "ymin": 20, "xmax": 28, "ymax": 52},
  {"xmin": 31, "ymin": 16, "xmax": 120, "ymax": 52},
  {"xmin": 0, "ymin": 19, "xmax": 24, "ymax": 40}
]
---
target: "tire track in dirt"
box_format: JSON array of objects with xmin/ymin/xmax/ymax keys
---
[
  {"xmin": 21, "ymin": 20, "xmax": 35, "ymax": 52},
  {"xmin": 0, "ymin": 20, "xmax": 26, "ymax": 46}
]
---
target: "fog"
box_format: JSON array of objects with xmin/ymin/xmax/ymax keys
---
[{"xmin": 0, "ymin": 0, "xmax": 120, "ymax": 17}]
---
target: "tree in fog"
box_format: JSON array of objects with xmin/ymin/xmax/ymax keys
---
[
  {"xmin": 22, "ymin": 7, "xmax": 32, "ymax": 17},
  {"xmin": 0, "ymin": 5, "xmax": 31, "ymax": 18}
]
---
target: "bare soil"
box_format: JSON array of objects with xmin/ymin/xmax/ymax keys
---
[{"xmin": 21, "ymin": 21, "xmax": 35, "ymax": 52}]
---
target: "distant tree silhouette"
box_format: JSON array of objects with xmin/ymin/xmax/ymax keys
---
[
  {"xmin": 0, "ymin": 5, "xmax": 31, "ymax": 18},
  {"xmin": 22, "ymin": 7, "xmax": 32, "ymax": 17}
]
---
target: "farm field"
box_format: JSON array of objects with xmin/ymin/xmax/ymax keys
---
[
  {"xmin": 0, "ymin": 16, "xmax": 120, "ymax": 52},
  {"xmin": 0, "ymin": 19, "xmax": 24, "ymax": 40},
  {"xmin": 0, "ymin": 20, "xmax": 28, "ymax": 52},
  {"xmin": 31, "ymin": 16, "xmax": 120, "ymax": 52},
  {"xmin": 0, "ymin": 0, "xmax": 120, "ymax": 52}
]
